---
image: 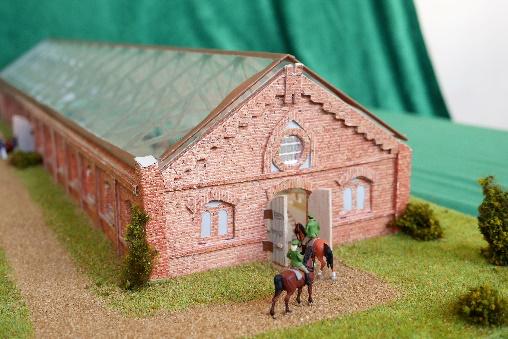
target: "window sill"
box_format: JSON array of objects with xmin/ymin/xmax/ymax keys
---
[
  {"xmin": 198, "ymin": 235, "xmax": 234, "ymax": 246},
  {"xmin": 171, "ymin": 237, "xmax": 257, "ymax": 258},
  {"xmin": 338, "ymin": 210, "xmax": 374, "ymax": 224}
]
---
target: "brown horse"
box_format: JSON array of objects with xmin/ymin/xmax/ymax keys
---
[
  {"xmin": 294, "ymin": 223, "xmax": 335, "ymax": 280},
  {"xmin": 269, "ymin": 257, "xmax": 315, "ymax": 318}
]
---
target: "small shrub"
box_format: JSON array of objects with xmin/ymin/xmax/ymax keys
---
[
  {"xmin": 121, "ymin": 206, "xmax": 157, "ymax": 290},
  {"xmin": 390, "ymin": 202, "xmax": 443, "ymax": 240},
  {"xmin": 8, "ymin": 151, "xmax": 42, "ymax": 169},
  {"xmin": 478, "ymin": 176, "xmax": 508, "ymax": 266},
  {"xmin": 457, "ymin": 284, "xmax": 507, "ymax": 326}
]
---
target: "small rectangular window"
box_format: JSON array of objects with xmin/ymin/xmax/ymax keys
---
[
  {"xmin": 357, "ymin": 185, "xmax": 365, "ymax": 210},
  {"xmin": 200, "ymin": 211, "xmax": 211, "ymax": 237},
  {"xmin": 218, "ymin": 209, "xmax": 228, "ymax": 235},
  {"xmin": 343, "ymin": 188, "xmax": 352, "ymax": 211}
]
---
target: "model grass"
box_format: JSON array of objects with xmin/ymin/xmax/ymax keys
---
[
  {"xmin": 0, "ymin": 120, "xmax": 12, "ymax": 139},
  {"xmin": 259, "ymin": 199, "xmax": 508, "ymax": 338},
  {"xmin": 0, "ymin": 248, "xmax": 33, "ymax": 338},
  {"xmin": 14, "ymin": 165, "xmax": 277, "ymax": 316},
  {"xmin": 15, "ymin": 161, "xmax": 508, "ymax": 336},
  {"xmin": 4, "ymin": 115, "xmax": 506, "ymax": 335}
]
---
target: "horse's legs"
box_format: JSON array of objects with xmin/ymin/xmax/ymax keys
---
[
  {"xmin": 269, "ymin": 290, "xmax": 282, "ymax": 318},
  {"xmin": 296, "ymin": 287, "xmax": 303, "ymax": 304},
  {"xmin": 307, "ymin": 283, "xmax": 314, "ymax": 304},
  {"xmin": 284, "ymin": 289, "xmax": 295, "ymax": 313},
  {"xmin": 318, "ymin": 255, "xmax": 326, "ymax": 278}
]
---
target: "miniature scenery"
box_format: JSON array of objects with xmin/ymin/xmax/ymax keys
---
[{"xmin": 0, "ymin": 38, "xmax": 506, "ymax": 338}]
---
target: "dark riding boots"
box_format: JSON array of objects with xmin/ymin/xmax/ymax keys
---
[{"xmin": 304, "ymin": 272, "xmax": 311, "ymax": 286}]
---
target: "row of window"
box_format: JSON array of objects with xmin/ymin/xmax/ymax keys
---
[{"xmin": 198, "ymin": 181, "xmax": 371, "ymax": 241}]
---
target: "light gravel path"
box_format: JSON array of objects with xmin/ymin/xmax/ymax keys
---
[{"xmin": 0, "ymin": 162, "xmax": 398, "ymax": 338}]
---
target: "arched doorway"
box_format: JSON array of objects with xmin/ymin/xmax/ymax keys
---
[
  {"xmin": 276, "ymin": 188, "xmax": 309, "ymax": 227},
  {"xmin": 265, "ymin": 187, "xmax": 332, "ymax": 266},
  {"xmin": 12, "ymin": 115, "xmax": 35, "ymax": 151}
]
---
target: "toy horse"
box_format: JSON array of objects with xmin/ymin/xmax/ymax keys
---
[
  {"xmin": 269, "ymin": 256, "xmax": 315, "ymax": 318},
  {"xmin": 294, "ymin": 223, "xmax": 336, "ymax": 280}
]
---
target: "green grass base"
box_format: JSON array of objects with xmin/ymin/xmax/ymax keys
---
[
  {"xmin": 0, "ymin": 248, "xmax": 33, "ymax": 338},
  {"xmin": 258, "ymin": 199, "xmax": 508, "ymax": 338},
  {"xmin": 6, "ymin": 147, "xmax": 508, "ymax": 336},
  {"xmin": 15, "ymin": 166, "xmax": 277, "ymax": 317}
]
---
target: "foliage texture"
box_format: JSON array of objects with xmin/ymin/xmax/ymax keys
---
[
  {"xmin": 121, "ymin": 206, "xmax": 157, "ymax": 290},
  {"xmin": 390, "ymin": 201, "xmax": 443, "ymax": 240},
  {"xmin": 457, "ymin": 284, "xmax": 507, "ymax": 326},
  {"xmin": 8, "ymin": 150, "xmax": 42, "ymax": 169},
  {"xmin": 478, "ymin": 176, "xmax": 508, "ymax": 266}
]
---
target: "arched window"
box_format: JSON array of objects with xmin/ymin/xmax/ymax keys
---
[
  {"xmin": 200, "ymin": 211, "xmax": 211, "ymax": 237},
  {"xmin": 343, "ymin": 188, "xmax": 353, "ymax": 211},
  {"xmin": 218, "ymin": 209, "xmax": 228, "ymax": 235},
  {"xmin": 342, "ymin": 178, "xmax": 371, "ymax": 213},
  {"xmin": 199, "ymin": 200, "xmax": 234, "ymax": 241}
]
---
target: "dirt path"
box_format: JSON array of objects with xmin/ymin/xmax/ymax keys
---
[{"xmin": 0, "ymin": 162, "xmax": 398, "ymax": 338}]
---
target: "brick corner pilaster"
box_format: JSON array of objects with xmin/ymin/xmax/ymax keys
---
[{"xmin": 135, "ymin": 155, "xmax": 169, "ymax": 279}]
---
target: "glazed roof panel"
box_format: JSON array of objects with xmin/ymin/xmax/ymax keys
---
[{"xmin": 0, "ymin": 40, "xmax": 280, "ymax": 157}]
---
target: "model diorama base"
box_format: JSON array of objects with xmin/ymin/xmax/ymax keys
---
[{"xmin": 1, "ymin": 157, "xmax": 506, "ymax": 338}]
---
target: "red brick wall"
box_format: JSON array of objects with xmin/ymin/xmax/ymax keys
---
[
  {"xmin": 136, "ymin": 161, "xmax": 170, "ymax": 278},
  {"xmin": 395, "ymin": 143, "xmax": 412, "ymax": 216},
  {"xmin": 54, "ymin": 133, "xmax": 67, "ymax": 184},
  {"xmin": 0, "ymin": 64, "xmax": 412, "ymax": 280},
  {"xmin": 42, "ymin": 124, "xmax": 55, "ymax": 174},
  {"xmin": 148, "ymin": 67, "xmax": 411, "ymax": 278},
  {"xmin": 0, "ymin": 89, "xmax": 140, "ymax": 256}
]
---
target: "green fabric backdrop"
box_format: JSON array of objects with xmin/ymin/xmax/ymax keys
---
[
  {"xmin": 376, "ymin": 110, "xmax": 508, "ymax": 216},
  {"xmin": 0, "ymin": 0, "xmax": 448, "ymax": 118}
]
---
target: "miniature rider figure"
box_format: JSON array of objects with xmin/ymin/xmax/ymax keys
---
[
  {"xmin": 303, "ymin": 215, "xmax": 320, "ymax": 247},
  {"xmin": 287, "ymin": 239, "xmax": 311, "ymax": 285}
]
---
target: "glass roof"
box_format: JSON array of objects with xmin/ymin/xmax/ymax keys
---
[{"xmin": 0, "ymin": 40, "xmax": 280, "ymax": 158}]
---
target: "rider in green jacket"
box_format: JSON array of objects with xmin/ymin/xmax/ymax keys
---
[
  {"xmin": 287, "ymin": 239, "xmax": 311, "ymax": 285},
  {"xmin": 304, "ymin": 215, "xmax": 320, "ymax": 244}
]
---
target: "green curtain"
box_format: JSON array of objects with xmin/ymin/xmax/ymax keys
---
[
  {"xmin": 375, "ymin": 110, "xmax": 508, "ymax": 216},
  {"xmin": 0, "ymin": 0, "xmax": 448, "ymax": 117}
]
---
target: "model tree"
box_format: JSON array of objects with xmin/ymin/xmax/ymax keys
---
[
  {"xmin": 478, "ymin": 176, "xmax": 508, "ymax": 266},
  {"xmin": 121, "ymin": 206, "xmax": 157, "ymax": 290}
]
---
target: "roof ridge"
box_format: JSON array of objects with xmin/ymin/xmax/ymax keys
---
[{"xmin": 45, "ymin": 38, "xmax": 293, "ymax": 60}]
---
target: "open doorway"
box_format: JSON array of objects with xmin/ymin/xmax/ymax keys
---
[
  {"xmin": 12, "ymin": 115, "xmax": 35, "ymax": 152},
  {"xmin": 266, "ymin": 187, "xmax": 333, "ymax": 267},
  {"xmin": 276, "ymin": 188, "xmax": 308, "ymax": 228}
]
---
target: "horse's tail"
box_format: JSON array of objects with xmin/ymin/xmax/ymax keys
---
[
  {"xmin": 273, "ymin": 274, "xmax": 284, "ymax": 295},
  {"xmin": 324, "ymin": 243, "xmax": 334, "ymax": 270}
]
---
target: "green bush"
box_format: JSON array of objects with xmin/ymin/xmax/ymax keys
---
[
  {"xmin": 457, "ymin": 284, "xmax": 507, "ymax": 326},
  {"xmin": 8, "ymin": 151, "xmax": 42, "ymax": 169},
  {"xmin": 390, "ymin": 202, "xmax": 443, "ymax": 240},
  {"xmin": 121, "ymin": 206, "xmax": 157, "ymax": 290},
  {"xmin": 478, "ymin": 176, "xmax": 508, "ymax": 266}
]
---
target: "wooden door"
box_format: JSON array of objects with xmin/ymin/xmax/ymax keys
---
[
  {"xmin": 270, "ymin": 195, "xmax": 288, "ymax": 266},
  {"xmin": 308, "ymin": 188, "xmax": 333, "ymax": 247}
]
